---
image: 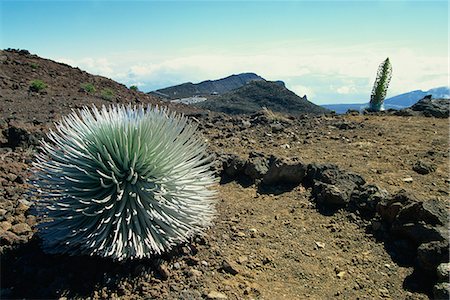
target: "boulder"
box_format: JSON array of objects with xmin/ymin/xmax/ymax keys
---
[
  {"xmin": 313, "ymin": 182, "xmax": 350, "ymax": 206},
  {"xmin": 308, "ymin": 164, "xmax": 366, "ymax": 207},
  {"xmin": 376, "ymin": 190, "xmax": 418, "ymax": 224},
  {"xmin": 244, "ymin": 153, "xmax": 269, "ymax": 180},
  {"xmin": 411, "ymin": 97, "xmax": 449, "ymax": 118},
  {"xmin": 262, "ymin": 156, "xmax": 306, "ymax": 185},
  {"xmin": 416, "ymin": 240, "xmax": 449, "ymax": 272},
  {"xmin": 351, "ymin": 184, "xmax": 389, "ymax": 218},
  {"xmin": 221, "ymin": 154, "xmax": 247, "ymax": 178}
]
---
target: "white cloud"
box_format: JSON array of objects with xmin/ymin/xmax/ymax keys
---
[
  {"xmin": 55, "ymin": 42, "xmax": 448, "ymax": 104},
  {"xmin": 291, "ymin": 84, "xmax": 315, "ymax": 98},
  {"xmin": 337, "ymin": 85, "xmax": 357, "ymax": 94}
]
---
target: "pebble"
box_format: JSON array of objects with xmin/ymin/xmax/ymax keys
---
[
  {"xmin": 187, "ymin": 268, "xmax": 202, "ymax": 277},
  {"xmin": 0, "ymin": 231, "xmax": 21, "ymax": 245},
  {"xmin": 157, "ymin": 263, "xmax": 170, "ymax": 280},
  {"xmin": 172, "ymin": 262, "xmax": 181, "ymax": 270},
  {"xmin": 0, "ymin": 221, "xmax": 12, "ymax": 231},
  {"xmin": 237, "ymin": 256, "xmax": 248, "ymax": 264},
  {"xmin": 315, "ymin": 241, "xmax": 325, "ymax": 249},
  {"xmin": 336, "ymin": 271, "xmax": 346, "ymax": 279},
  {"xmin": 11, "ymin": 223, "xmax": 31, "ymax": 235},
  {"xmin": 221, "ymin": 260, "xmax": 240, "ymax": 275},
  {"xmin": 201, "ymin": 260, "xmax": 209, "ymax": 267},
  {"xmin": 206, "ymin": 291, "xmax": 228, "ymax": 299},
  {"xmin": 402, "ymin": 177, "xmax": 413, "ymax": 183}
]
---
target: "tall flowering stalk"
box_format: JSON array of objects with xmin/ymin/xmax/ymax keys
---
[
  {"xmin": 369, "ymin": 57, "xmax": 392, "ymax": 112},
  {"xmin": 32, "ymin": 105, "xmax": 217, "ymax": 260}
]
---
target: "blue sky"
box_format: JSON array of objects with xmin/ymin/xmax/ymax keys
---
[{"xmin": 1, "ymin": 0, "xmax": 448, "ymax": 104}]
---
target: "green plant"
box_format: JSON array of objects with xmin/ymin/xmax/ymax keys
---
[
  {"xmin": 29, "ymin": 80, "xmax": 47, "ymax": 92},
  {"xmin": 81, "ymin": 83, "xmax": 96, "ymax": 93},
  {"xmin": 100, "ymin": 88, "xmax": 114, "ymax": 101},
  {"xmin": 369, "ymin": 57, "xmax": 392, "ymax": 112},
  {"xmin": 32, "ymin": 105, "xmax": 217, "ymax": 260},
  {"xmin": 30, "ymin": 63, "xmax": 39, "ymax": 69},
  {"xmin": 130, "ymin": 85, "xmax": 139, "ymax": 92}
]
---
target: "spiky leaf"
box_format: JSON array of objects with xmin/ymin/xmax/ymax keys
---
[{"xmin": 32, "ymin": 105, "xmax": 217, "ymax": 260}]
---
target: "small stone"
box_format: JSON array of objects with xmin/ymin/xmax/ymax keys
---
[
  {"xmin": 0, "ymin": 209, "xmax": 6, "ymax": 217},
  {"xmin": 201, "ymin": 260, "xmax": 209, "ymax": 267},
  {"xmin": 15, "ymin": 201, "xmax": 30, "ymax": 213},
  {"xmin": 237, "ymin": 256, "xmax": 248, "ymax": 264},
  {"xmin": 0, "ymin": 221, "xmax": 12, "ymax": 231},
  {"xmin": 221, "ymin": 260, "xmax": 240, "ymax": 275},
  {"xmin": 336, "ymin": 271, "xmax": 346, "ymax": 279},
  {"xmin": 157, "ymin": 263, "xmax": 170, "ymax": 280},
  {"xmin": 187, "ymin": 268, "xmax": 202, "ymax": 277},
  {"xmin": 172, "ymin": 262, "xmax": 181, "ymax": 269},
  {"xmin": 402, "ymin": 177, "xmax": 413, "ymax": 183},
  {"xmin": 207, "ymin": 291, "xmax": 228, "ymax": 299},
  {"xmin": 236, "ymin": 231, "xmax": 246, "ymax": 238},
  {"xmin": 378, "ymin": 287, "xmax": 390, "ymax": 297},
  {"xmin": 18, "ymin": 199, "xmax": 31, "ymax": 207},
  {"xmin": 6, "ymin": 173, "xmax": 18, "ymax": 182},
  {"xmin": 11, "ymin": 223, "xmax": 31, "ymax": 235},
  {"xmin": 0, "ymin": 231, "xmax": 21, "ymax": 245},
  {"xmin": 315, "ymin": 241, "xmax": 325, "ymax": 249},
  {"xmin": 26, "ymin": 215, "xmax": 37, "ymax": 227},
  {"xmin": 413, "ymin": 160, "xmax": 436, "ymax": 175}
]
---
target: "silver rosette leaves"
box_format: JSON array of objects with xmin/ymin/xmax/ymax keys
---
[{"xmin": 32, "ymin": 105, "xmax": 217, "ymax": 260}]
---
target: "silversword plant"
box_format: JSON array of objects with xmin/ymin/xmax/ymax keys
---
[
  {"xmin": 32, "ymin": 105, "xmax": 217, "ymax": 260},
  {"xmin": 369, "ymin": 57, "xmax": 392, "ymax": 112}
]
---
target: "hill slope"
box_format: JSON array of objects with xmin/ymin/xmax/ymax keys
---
[
  {"xmin": 194, "ymin": 80, "xmax": 329, "ymax": 115},
  {"xmin": 0, "ymin": 49, "xmax": 189, "ymax": 126},
  {"xmin": 149, "ymin": 73, "xmax": 264, "ymax": 99}
]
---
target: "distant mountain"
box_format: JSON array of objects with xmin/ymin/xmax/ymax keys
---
[
  {"xmin": 322, "ymin": 86, "xmax": 450, "ymax": 114},
  {"xmin": 193, "ymin": 80, "xmax": 329, "ymax": 115},
  {"xmin": 149, "ymin": 73, "xmax": 265, "ymax": 100}
]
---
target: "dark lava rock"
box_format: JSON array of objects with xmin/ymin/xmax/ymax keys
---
[
  {"xmin": 221, "ymin": 154, "xmax": 247, "ymax": 178},
  {"xmin": 308, "ymin": 164, "xmax": 365, "ymax": 207},
  {"xmin": 416, "ymin": 240, "xmax": 449, "ymax": 272},
  {"xmin": 376, "ymin": 190, "xmax": 418, "ymax": 224},
  {"xmin": 394, "ymin": 108, "xmax": 419, "ymax": 117},
  {"xmin": 411, "ymin": 97, "xmax": 449, "ymax": 118},
  {"xmin": 262, "ymin": 156, "xmax": 306, "ymax": 185},
  {"xmin": 2, "ymin": 125, "xmax": 42, "ymax": 148},
  {"xmin": 413, "ymin": 160, "xmax": 436, "ymax": 175},
  {"xmin": 387, "ymin": 196, "xmax": 449, "ymax": 245},
  {"xmin": 244, "ymin": 153, "xmax": 269, "ymax": 180},
  {"xmin": 350, "ymin": 184, "xmax": 389, "ymax": 218},
  {"xmin": 395, "ymin": 199, "xmax": 449, "ymax": 227},
  {"xmin": 221, "ymin": 260, "xmax": 239, "ymax": 275},
  {"xmin": 313, "ymin": 182, "xmax": 351, "ymax": 206}
]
